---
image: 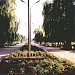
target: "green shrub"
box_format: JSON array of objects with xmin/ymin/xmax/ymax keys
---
[{"xmin": 32, "ymin": 58, "xmax": 75, "ymax": 75}]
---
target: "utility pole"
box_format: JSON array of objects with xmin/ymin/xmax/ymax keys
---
[
  {"xmin": 28, "ymin": 0, "xmax": 31, "ymax": 57},
  {"xmin": 21, "ymin": 0, "xmax": 40, "ymax": 57}
]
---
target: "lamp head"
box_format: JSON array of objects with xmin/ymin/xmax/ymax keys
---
[
  {"xmin": 21, "ymin": 0, "xmax": 25, "ymax": 3},
  {"xmin": 36, "ymin": 0, "xmax": 40, "ymax": 3}
]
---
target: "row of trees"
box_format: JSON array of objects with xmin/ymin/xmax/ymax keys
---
[
  {"xmin": 0, "ymin": 0, "xmax": 21, "ymax": 47},
  {"xmin": 41, "ymin": 0, "xmax": 75, "ymax": 49}
]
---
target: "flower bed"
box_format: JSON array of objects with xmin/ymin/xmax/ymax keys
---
[
  {"xmin": 7, "ymin": 50, "xmax": 46, "ymax": 58},
  {"xmin": 0, "ymin": 45, "xmax": 75, "ymax": 75},
  {"xmin": 0, "ymin": 51, "xmax": 75, "ymax": 75}
]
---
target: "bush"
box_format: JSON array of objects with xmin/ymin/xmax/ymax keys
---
[{"xmin": 32, "ymin": 58, "xmax": 75, "ymax": 75}]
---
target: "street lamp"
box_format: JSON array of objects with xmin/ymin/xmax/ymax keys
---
[{"xmin": 21, "ymin": 0, "xmax": 40, "ymax": 57}]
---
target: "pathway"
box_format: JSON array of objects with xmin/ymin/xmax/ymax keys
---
[
  {"xmin": 32, "ymin": 42, "xmax": 75, "ymax": 64},
  {"xmin": 0, "ymin": 43, "xmax": 25, "ymax": 60}
]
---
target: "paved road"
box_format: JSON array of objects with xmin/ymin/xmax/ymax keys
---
[
  {"xmin": 0, "ymin": 43, "xmax": 25, "ymax": 60},
  {"xmin": 32, "ymin": 42, "xmax": 75, "ymax": 64},
  {"xmin": 0, "ymin": 42, "xmax": 75, "ymax": 64}
]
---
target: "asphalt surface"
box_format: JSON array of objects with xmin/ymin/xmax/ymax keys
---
[{"xmin": 0, "ymin": 43, "xmax": 25, "ymax": 60}]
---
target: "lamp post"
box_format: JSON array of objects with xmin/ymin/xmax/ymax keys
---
[
  {"xmin": 21, "ymin": 0, "xmax": 40, "ymax": 57},
  {"xmin": 28, "ymin": 0, "xmax": 31, "ymax": 57}
]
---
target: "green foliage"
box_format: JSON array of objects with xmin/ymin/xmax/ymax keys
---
[
  {"xmin": 43, "ymin": 0, "xmax": 75, "ymax": 49},
  {"xmin": 34, "ymin": 32, "xmax": 43, "ymax": 44},
  {"xmin": 16, "ymin": 33, "xmax": 25, "ymax": 42},
  {"xmin": 32, "ymin": 58, "xmax": 75, "ymax": 75},
  {"xmin": 0, "ymin": 0, "xmax": 18, "ymax": 46},
  {"xmin": 34, "ymin": 26, "xmax": 45, "ymax": 44},
  {"xmin": 0, "ymin": 15, "xmax": 10, "ymax": 46}
]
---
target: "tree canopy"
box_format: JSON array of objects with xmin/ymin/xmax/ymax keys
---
[
  {"xmin": 43, "ymin": 0, "xmax": 75, "ymax": 49},
  {"xmin": 34, "ymin": 26, "xmax": 45, "ymax": 44},
  {"xmin": 0, "ymin": 0, "xmax": 18, "ymax": 46}
]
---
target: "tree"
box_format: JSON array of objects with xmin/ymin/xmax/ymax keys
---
[
  {"xmin": 43, "ymin": 0, "xmax": 75, "ymax": 49},
  {"xmin": 16, "ymin": 33, "xmax": 25, "ymax": 43},
  {"xmin": 34, "ymin": 26, "xmax": 45, "ymax": 44},
  {"xmin": 0, "ymin": 0, "xmax": 18, "ymax": 46}
]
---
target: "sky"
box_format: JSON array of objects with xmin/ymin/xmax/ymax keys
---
[{"xmin": 16, "ymin": 0, "xmax": 53, "ymax": 39}]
